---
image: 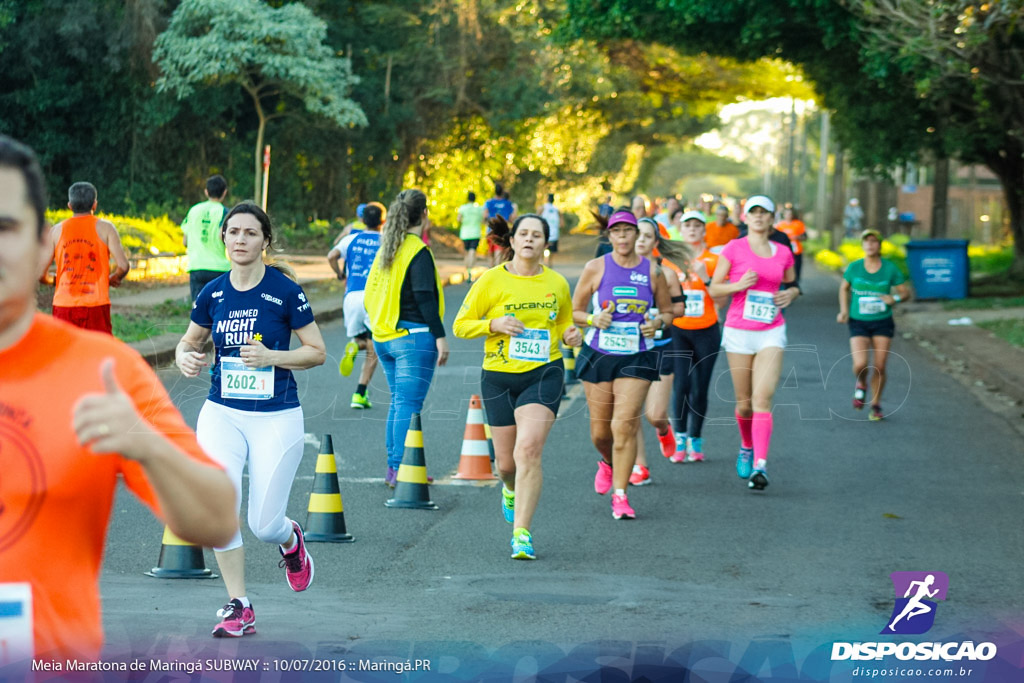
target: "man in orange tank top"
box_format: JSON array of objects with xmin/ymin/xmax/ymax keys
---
[
  {"xmin": 705, "ymin": 204, "xmax": 740, "ymax": 249},
  {"xmin": 0, "ymin": 135, "xmax": 237, "ymax": 664},
  {"xmin": 42, "ymin": 182, "xmax": 129, "ymax": 334}
]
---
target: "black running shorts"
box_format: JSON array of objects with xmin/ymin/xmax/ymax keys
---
[
  {"xmin": 575, "ymin": 344, "xmax": 659, "ymax": 384},
  {"xmin": 848, "ymin": 316, "xmax": 895, "ymax": 339},
  {"xmin": 481, "ymin": 360, "xmax": 564, "ymax": 427}
]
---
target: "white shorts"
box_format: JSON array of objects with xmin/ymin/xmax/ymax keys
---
[
  {"xmin": 343, "ymin": 290, "xmax": 371, "ymax": 338},
  {"xmin": 720, "ymin": 324, "xmax": 787, "ymax": 355},
  {"xmin": 196, "ymin": 400, "xmax": 305, "ymax": 552}
]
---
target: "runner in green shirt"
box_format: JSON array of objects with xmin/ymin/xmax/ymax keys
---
[
  {"xmin": 458, "ymin": 191, "xmax": 485, "ymax": 281},
  {"xmin": 182, "ymin": 175, "xmax": 230, "ymax": 301},
  {"xmin": 837, "ymin": 229, "xmax": 912, "ymax": 421}
]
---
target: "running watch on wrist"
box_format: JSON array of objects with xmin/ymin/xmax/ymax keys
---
[
  {"xmin": 586, "ymin": 313, "xmax": 594, "ymax": 326},
  {"xmin": 893, "ymin": 294, "xmax": 902, "ymax": 303}
]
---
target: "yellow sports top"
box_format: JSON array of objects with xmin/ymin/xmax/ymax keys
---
[{"xmin": 453, "ymin": 263, "xmax": 573, "ymax": 373}]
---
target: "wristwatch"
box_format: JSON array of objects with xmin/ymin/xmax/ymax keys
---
[
  {"xmin": 893, "ymin": 294, "xmax": 902, "ymax": 303},
  {"xmin": 586, "ymin": 313, "xmax": 594, "ymax": 326}
]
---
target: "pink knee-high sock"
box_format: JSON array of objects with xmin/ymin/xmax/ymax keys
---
[
  {"xmin": 752, "ymin": 411, "xmax": 773, "ymax": 465},
  {"xmin": 735, "ymin": 411, "xmax": 753, "ymax": 449}
]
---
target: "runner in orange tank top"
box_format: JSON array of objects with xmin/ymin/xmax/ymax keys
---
[
  {"xmin": 705, "ymin": 204, "xmax": 740, "ymax": 248},
  {"xmin": 42, "ymin": 182, "xmax": 129, "ymax": 334},
  {"xmin": 668, "ymin": 210, "xmax": 725, "ymax": 463},
  {"xmin": 775, "ymin": 205, "xmax": 807, "ymax": 280}
]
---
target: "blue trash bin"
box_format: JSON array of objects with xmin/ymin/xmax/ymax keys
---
[{"xmin": 904, "ymin": 239, "xmax": 969, "ymax": 300}]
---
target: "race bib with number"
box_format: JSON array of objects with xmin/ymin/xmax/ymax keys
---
[
  {"xmin": 858, "ymin": 296, "xmax": 887, "ymax": 316},
  {"xmin": 221, "ymin": 358, "xmax": 274, "ymax": 400},
  {"xmin": 0, "ymin": 583, "xmax": 32, "ymax": 667},
  {"xmin": 684, "ymin": 291, "xmax": 705, "ymax": 318},
  {"xmin": 509, "ymin": 327, "xmax": 551, "ymax": 363},
  {"xmin": 742, "ymin": 290, "xmax": 778, "ymax": 324},
  {"xmin": 598, "ymin": 321, "xmax": 641, "ymax": 354}
]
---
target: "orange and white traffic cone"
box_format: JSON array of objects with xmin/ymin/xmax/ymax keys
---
[{"xmin": 454, "ymin": 395, "xmax": 497, "ymax": 480}]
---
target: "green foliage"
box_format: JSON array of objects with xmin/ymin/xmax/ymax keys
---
[
  {"xmin": 2, "ymin": 0, "xmax": 827, "ymax": 246},
  {"xmin": 976, "ymin": 319, "xmax": 1024, "ymax": 349},
  {"xmin": 563, "ymin": 0, "xmax": 1024, "ymax": 272},
  {"xmin": 153, "ymin": 0, "xmax": 366, "ymax": 203},
  {"xmin": 943, "ymin": 295, "xmax": 1024, "ymax": 311},
  {"xmin": 46, "ymin": 209, "xmax": 185, "ymax": 256},
  {"xmin": 153, "ymin": 0, "xmax": 365, "ymax": 130}
]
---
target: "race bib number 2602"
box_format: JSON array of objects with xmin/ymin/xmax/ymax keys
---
[{"xmin": 221, "ymin": 358, "xmax": 274, "ymax": 400}]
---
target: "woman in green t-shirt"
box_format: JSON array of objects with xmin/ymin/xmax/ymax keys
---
[{"xmin": 836, "ymin": 229, "xmax": 912, "ymax": 421}]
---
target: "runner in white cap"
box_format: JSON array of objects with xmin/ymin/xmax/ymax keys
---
[{"xmin": 708, "ymin": 195, "xmax": 799, "ymax": 491}]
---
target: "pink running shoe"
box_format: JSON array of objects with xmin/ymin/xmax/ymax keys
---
[
  {"xmin": 685, "ymin": 437, "xmax": 705, "ymax": 463},
  {"xmin": 611, "ymin": 493, "xmax": 636, "ymax": 520},
  {"xmin": 278, "ymin": 520, "xmax": 314, "ymax": 592},
  {"xmin": 629, "ymin": 465, "xmax": 651, "ymax": 486},
  {"xmin": 212, "ymin": 599, "xmax": 255, "ymax": 638},
  {"xmin": 656, "ymin": 429, "xmax": 675, "ymax": 459},
  {"xmin": 669, "ymin": 448, "xmax": 688, "ymax": 464},
  {"xmin": 853, "ymin": 385, "xmax": 866, "ymax": 410},
  {"xmin": 594, "ymin": 460, "xmax": 613, "ymax": 495}
]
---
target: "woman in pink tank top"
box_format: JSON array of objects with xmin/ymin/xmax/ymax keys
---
[{"xmin": 708, "ymin": 195, "xmax": 800, "ymax": 492}]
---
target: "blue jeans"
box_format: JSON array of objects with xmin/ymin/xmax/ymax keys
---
[{"xmin": 373, "ymin": 324, "xmax": 439, "ymax": 470}]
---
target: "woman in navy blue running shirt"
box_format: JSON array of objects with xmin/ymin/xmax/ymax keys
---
[{"xmin": 175, "ymin": 203, "xmax": 326, "ymax": 638}]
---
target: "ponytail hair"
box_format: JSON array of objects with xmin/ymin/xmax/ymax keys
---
[
  {"xmin": 487, "ymin": 214, "xmax": 549, "ymax": 262},
  {"xmin": 638, "ymin": 217, "xmax": 692, "ymax": 274},
  {"xmin": 379, "ymin": 189, "xmax": 427, "ymax": 269}
]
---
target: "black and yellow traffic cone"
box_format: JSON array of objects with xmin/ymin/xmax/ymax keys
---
[
  {"xmin": 562, "ymin": 344, "xmax": 579, "ymax": 388},
  {"xmin": 304, "ymin": 434, "xmax": 354, "ymax": 542},
  {"xmin": 145, "ymin": 526, "xmax": 217, "ymax": 579},
  {"xmin": 385, "ymin": 413, "xmax": 438, "ymax": 510}
]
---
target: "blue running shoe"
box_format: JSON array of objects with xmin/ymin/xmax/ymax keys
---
[
  {"xmin": 510, "ymin": 527, "xmax": 536, "ymax": 560},
  {"xmin": 736, "ymin": 447, "xmax": 754, "ymax": 479},
  {"xmin": 501, "ymin": 486, "xmax": 515, "ymax": 524},
  {"xmin": 748, "ymin": 468, "xmax": 769, "ymax": 491}
]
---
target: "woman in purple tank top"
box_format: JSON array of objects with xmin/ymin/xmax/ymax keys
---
[{"xmin": 571, "ymin": 209, "xmax": 674, "ymax": 520}]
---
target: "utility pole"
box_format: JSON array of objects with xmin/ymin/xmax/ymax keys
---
[
  {"xmin": 815, "ymin": 110, "xmax": 830, "ymax": 239},
  {"xmin": 786, "ymin": 97, "xmax": 797, "ymax": 205}
]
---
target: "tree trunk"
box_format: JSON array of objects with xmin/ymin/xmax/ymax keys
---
[
  {"xmin": 254, "ymin": 114, "xmax": 265, "ymax": 205},
  {"xmin": 987, "ymin": 149, "xmax": 1024, "ymax": 280},
  {"xmin": 932, "ymin": 157, "xmax": 949, "ymax": 238},
  {"xmin": 830, "ymin": 147, "xmax": 846, "ymax": 247}
]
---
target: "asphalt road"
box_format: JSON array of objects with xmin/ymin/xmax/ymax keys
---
[{"xmin": 93, "ymin": 264, "xmax": 1024, "ymax": 680}]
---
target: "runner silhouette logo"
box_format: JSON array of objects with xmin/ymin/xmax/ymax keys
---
[{"xmin": 881, "ymin": 571, "xmax": 949, "ymax": 635}]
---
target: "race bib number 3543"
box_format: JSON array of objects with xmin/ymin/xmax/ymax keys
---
[
  {"xmin": 509, "ymin": 328, "xmax": 551, "ymax": 363},
  {"xmin": 221, "ymin": 358, "xmax": 274, "ymax": 400}
]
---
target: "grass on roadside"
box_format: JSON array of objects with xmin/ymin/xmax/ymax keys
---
[
  {"xmin": 977, "ymin": 318, "xmax": 1024, "ymax": 349},
  {"xmin": 112, "ymin": 298, "xmax": 192, "ymax": 343},
  {"xmin": 943, "ymin": 295, "xmax": 1024, "ymax": 311}
]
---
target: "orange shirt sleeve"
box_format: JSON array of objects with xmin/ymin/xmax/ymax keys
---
[{"xmin": 109, "ymin": 345, "xmax": 221, "ymax": 516}]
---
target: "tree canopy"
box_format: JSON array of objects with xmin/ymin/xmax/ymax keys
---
[
  {"xmin": 1, "ymin": 1, "xmax": 838, "ymax": 238},
  {"xmin": 564, "ymin": 0, "xmax": 1024, "ymax": 275},
  {"xmin": 153, "ymin": 0, "xmax": 366, "ymax": 204}
]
